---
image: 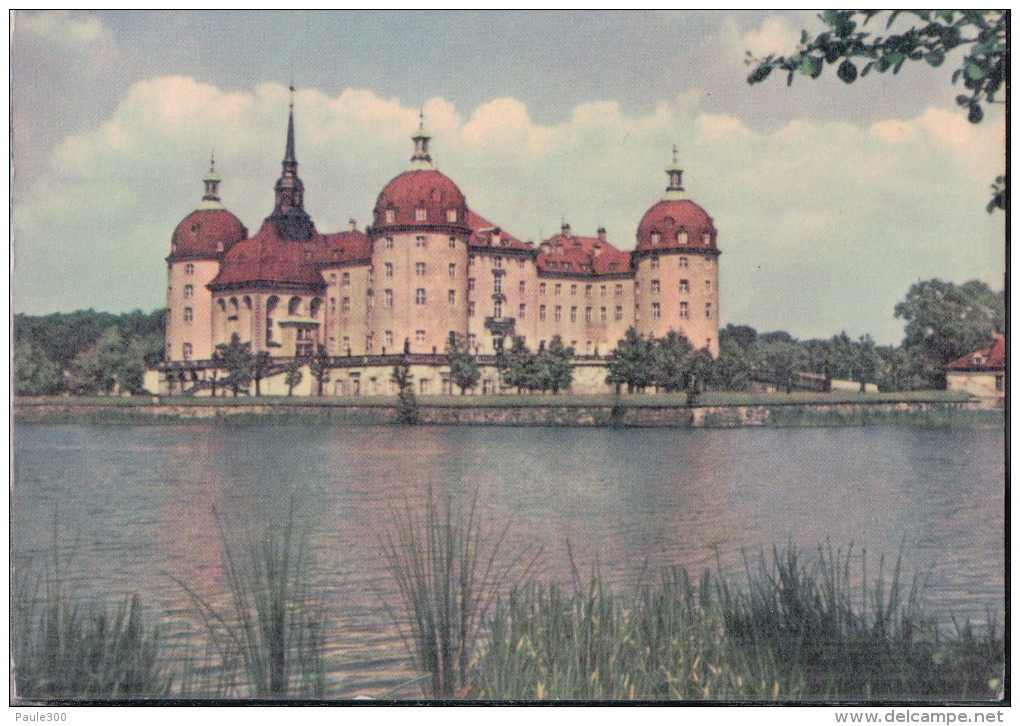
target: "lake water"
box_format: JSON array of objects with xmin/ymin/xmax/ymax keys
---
[{"xmin": 12, "ymin": 423, "xmax": 1005, "ymax": 696}]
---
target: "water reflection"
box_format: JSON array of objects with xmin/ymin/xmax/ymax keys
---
[{"xmin": 13, "ymin": 423, "xmax": 1005, "ymax": 695}]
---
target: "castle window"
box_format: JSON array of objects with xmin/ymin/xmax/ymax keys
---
[
  {"xmin": 519, "ymin": 303, "xmax": 526, "ymax": 319},
  {"xmin": 468, "ymin": 278, "xmax": 475, "ymax": 292},
  {"xmin": 329, "ymin": 336, "xmax": 336, "ymax": 352},
  {"xmin": 448, "ymin": 290, "xmax": 456, "ymax": 305},
  {"xmin": 493, "ymin": 256, "xmax": 503, "ymax": 268},
  {"xmin": 416, "ymin": 235, "xmax": 427, "ymax": 248},
  {"xmin": 330, "ymin": 297, "xmax": 336, "ymax": 314},
  {"xmin": 183, "ymin": 307, "xmax": 193, "ymax": 323},
  {"xmin": 385, "ymin": 262, "xmax": 393, "ymax": 278},
  {"xmin": 615, "ymin": 306, "xmax": 623, "ymax": 321},
  {"xmin": 519, "ymin": 259, "xmax": 526, "ymax": 269},
  {"xmin": 540, "ymin": 282, "xmax": 546, "ymax": 295},
  {"xmin": 996, "ymin": 375, "xmax": 1004, "ymax": 391},
  {"xmin": 585, "ymin": 307, "xmax": 592, "ymax": 322},
  {"xmin": 600, "ymin": 307, "xmax": 607, "ymax": 322},
  {"xmin": 601, "ymin": 285, "xmax": 607, "ymax": 297},
  {"xmin": 679, "ymin": 256, "xmax": 688, "ymax": 268},
  {"xmin": 519, "ymin": 280, "xmax": 526, "ymax": 295},
  {"xmin": 184, "ymin": 284, "xmax": 194, "ymax": 299},
  {"xmin": 384, "ymin": 290, "xmax": 393, "ymax": 309},
  {"xmin": 416, "ymin": 288, "xmax": 427, "ymax": 305},
  {"xmin": 386, "ymin": 237, "xmax": 394, "ymax": 249},
  {"xmin": 570, "ymin": 284, "xmax": 577, "ymax": 296},
  {"xmin": 385, "ymin": 330, "xmax": 394, "ymax": 347},
  {"xmin": 468, "ymin": 302, "xmax": 475, "ymax": 317},
  {"xmin": 615, "ymin": 284, "xmax": 623, "ymax": 297},
  {"xmin": 570, "ymin": 307, "xmax": 577, "ymax": 322},
  {"xmin": 493, "ymin": 301, "xmax": 502, "ymax": 317},
  {"xmin": 342, "ymin": 272, "xmax": 350, "ymax": 286},
  {"xmin": 705, "ymin": 279, "xmax": 712, "ymax": 291},
  {"xmin": 288, "ymin": 296, "xmax": 300, "ymax": 315},
  {"xmin": 182, "ymin": 343, "xmax": 193, "ymax": 361},
  {"xmin": 385, "ymin": 210, "xmax": 395, "ymax": 224},
  {"xmin": 680, "ymin": 302, "xmax": 688, "ymax": 318},
  {"xmin": 365, "ymin": 335, "xmax": 373, "ymax": 353},
  {"xmin": 652, "ymin": 302, "xmax": 661, "ymax": 319},
  {"xmin": 330, "ymin": 273, "xmax": 337, "ymax": 284},
  {"xmin": 468, "ymin": 333, "xmax": 476, "ymax": 350},
  {"xmin": 416, "ymin": 262, "xmax": 427, "ymax": 276},
  {"xmin": 416, "ymin": 330, "xmax": 426, "ymax": 344},
  {"xmin": 449, "ymin": 263, "xmax": 456, "ymax": 278},
  {"xmin": 218, "ymin": 298, "xmax": 227, "ymax": 311},
  {"xmin": 185, "ymin": 263, "xmax": 194, "ymax": 275},
  {"xmin": 585, "ymin": 284, "xmax": 592, "ymax": 297},
  {"xmin": 342, "ymin": 297, "xmax": 351, "ymax": 313},
  {"xmin": 493, "ymin": 276, "xmax": 502, "ymax": 294},
  {"xmin": 706, "ymin": 302, "xmax": 712, "ymax": 318},
  {"xmin": 650, "ymin": 256, "xmax": 659, "ymax": 269},
  {"xmin": 680, "ymin": 279, "xmax": 689, "ymax": 293},
  {"xmin": 539, "ymin": 305, "xmax": 546, "ymax": 321},
  {"xmin": 555, "ymin": 305, "xmax": 562, "ymax": 322},
  {"xmin": 651, "ymin": 280, "xmax": 660, "ymax": 294},
  {"xmin": 416, "ymin": 208, "xmax": 427, "ymax": 222},
  {"xmin": 555, "ymin": 283, "xmax": 562, "ymax": 296},
  {"xmin": 419, "ymin": 378, "xmax": 430, "ymax": 394},
  {"xmin": 343, "ymin": 336, "xmax": 350, "ymax": 351},
  {"xmin": 447, "ymin": 209, "xmax": 458, "ymax": 223}
]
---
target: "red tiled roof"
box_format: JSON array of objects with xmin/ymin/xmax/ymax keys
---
[
  {"xmin": 946, "ymin": 334, "xmax": 1006, "ymax": 370},
  {"xmin": 466, "ymin": 211, "xmax": 533, "ymax": 251},
  {"xmin": 636, "ymin": 198, "xmax": 717, "ymax": 251},
  {"xmin": 537, "ymin": 232, "xmax": 632, "ymax": 276},
  {"xmin": 372, "ymin": 169, "xmax": 469, "ymax": 229},
  {"xmin": 210, "ymin": 219, "xmax": 326, "ymax": 290},
  {"xmin": 170, "ymin": 208, "xmax": 247, "ymax": 260},
  {"xmin": 321, "ymin": 230, "xmax": 372, "ymax": 265}
]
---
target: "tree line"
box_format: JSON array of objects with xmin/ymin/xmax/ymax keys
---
[{"xmin": 12, "ymin": 278, "xmax": 1003, "ymax": 397}]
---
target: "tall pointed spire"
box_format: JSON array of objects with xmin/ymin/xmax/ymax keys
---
[
  {"xmin": 664, "ymin": 145, "xmax": 685, "ymax": 200},
  {"xmin": 199, "ymin": 151, "xmax": 223, "ymax": 209},
  {"xmin": 409, "ymin": 109, "xmax": 435, "ymax": 171},
  {"xmin": 269, "ymin": 86, "xmax": 314, "ymax": 240}
]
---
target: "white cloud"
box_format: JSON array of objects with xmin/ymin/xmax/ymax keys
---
[
  {"xmin": 13, "ymin": 77, "xmax": 1005, "ymax": 345},
  {"xmin": 741, "ymin": 16, "xmax": 800, "ymax": 58},
  {"xmin": 15, "ymin": 10, "xmax": 117, "ymax": 65}
]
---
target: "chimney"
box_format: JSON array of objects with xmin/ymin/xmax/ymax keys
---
[
  {"xmin": 348, "ymin": 218, "xmax": 357, "ymax": 232},
  {"xmin": 561, "ymin": 222, "xmax": 571, "ymax": 237},
  {"xmin": 597, "ymin": 227, "xmax": 606, "ymax": 243}
]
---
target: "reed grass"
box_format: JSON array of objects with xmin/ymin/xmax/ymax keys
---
[
  {"xmin": 12, "ymin": 517, "xmax": 171, "ymax": 699},
  {"xmin": 379, "ymin": 486, "xmax": 541, "ymax": 698},
  {"xmin": 173, "ymin": 503, "xmax": 329, "ymax": 698}
]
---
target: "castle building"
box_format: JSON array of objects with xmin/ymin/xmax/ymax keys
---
[{"xmin": 162, "ymin": 100, "xmax": 721, "ymax": 396}]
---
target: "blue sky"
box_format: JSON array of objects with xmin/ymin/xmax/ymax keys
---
[{"xmin": 12, "ymin": 10, "xmax": 1005, "ymax": 344}]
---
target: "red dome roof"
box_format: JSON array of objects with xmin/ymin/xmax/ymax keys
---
[
  {"xmin": 636, "ymin": 199, "xmax": 717, "ymax": 251},
  {"xmin": 170, "ymin": 208, "xmax": 247, "ymax": 260},
  {"xmin": 373, "ymin": 169, "xmax": 469, "ymax": 230},
  {"xmin": 209, "ymin": 219, "xmax": 326, "ymax": 291}
]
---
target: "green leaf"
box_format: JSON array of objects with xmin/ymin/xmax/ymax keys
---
[
  {"xmin": 965, "ymin": 62, "xmax": 988, "ymax": 81},
  {"xmin": 924, "ymin": 48, "xmax": 945, "ymax": 67},
  {"xmin": 837, "ymin": 59, "xmax": 858, "ymax": 83},
  {"xmin": 968, "ymin": 103, "xmax": 984, "ymax": 124},
  {"xmin": 747, "ymin": 64, "xmax": 772, "ymax": 84},
  {"xmin": 799, "ymin": 55, "xmax": 823, "ymax": 78},
  {"xmin": 955, "ymin": 94, "xmax": 971, "ymax": 107}
]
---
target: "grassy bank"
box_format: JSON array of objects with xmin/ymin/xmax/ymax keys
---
[{"xmin": 14, "ymin": 497, "xmax": 1001, "ymax": 702}]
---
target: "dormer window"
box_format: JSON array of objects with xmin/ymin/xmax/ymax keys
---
[
  {"xmin": 447, "ymin": 209, "xmax": 457, "ymax": 222},
  {"xmin": 385, "ymin": 209, "xmax": 395, "ymax": 224},
  {"xmin": 651, "ymin": 232, "xmax": 660, "ymax": 245},
  {"xmin": 703, "ymin": 232, "xmax": 711, "ymax": 246},
  {"xmin": 678, "ymin": 230, "xmax": 688, "ymax": 245},
  {"xmin": 416, "ymin": 207, "xmax": 427, "ymax": 222}
]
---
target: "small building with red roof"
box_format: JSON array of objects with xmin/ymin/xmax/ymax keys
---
[{"xmin": 946, "ymin": 334, "xmax": 1005, "ymax": 404}]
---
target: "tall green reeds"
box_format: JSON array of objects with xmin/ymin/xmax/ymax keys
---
[
  {"xmin": 174, "ymin": 503, "xmax": 328, "ymax": 698},
  {"xmin": 13, "ymin": 516, "xmax": 171, "ymax": 699},
  {"xmin": 380, "ymin": 486, "xmax": 541, "ymax": 698}
]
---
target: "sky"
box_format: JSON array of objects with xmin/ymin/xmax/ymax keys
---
[{"xmin": 11, "ymin": 10, "xmax": 1005, "ymax": 345}]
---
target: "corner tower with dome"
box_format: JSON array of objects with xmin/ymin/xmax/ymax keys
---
[{"xmin": 160, "ymin": 96, "xmax": 721, "ymax": 396}]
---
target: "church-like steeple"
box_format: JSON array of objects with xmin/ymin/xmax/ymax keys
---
[
  {"xmin": 269, "ymin": 85, "xmax": 314, "ymax": 240},
  {"xmin": 409, "ymin": 109, "xmax": 435, "ymax": 171},
  {"xmin": 199, "ymin": 152, "xmax": 223, "ymax": 210},
  {"xmin": 664, "ymin": 145, "xmax": 685, "ymax": 200}
]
